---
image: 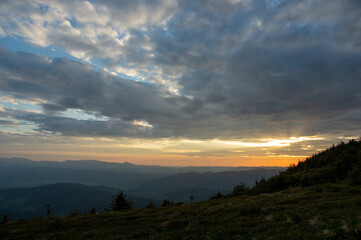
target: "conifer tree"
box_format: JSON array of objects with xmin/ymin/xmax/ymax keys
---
[{"xmin": 110, "ymin": 190, "xmax": 132, "ymax": 211}]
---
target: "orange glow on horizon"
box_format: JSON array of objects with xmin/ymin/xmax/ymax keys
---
[
  {"xmin": 1, "ymin": 135, "xmax": 329, "ymax": 167},
  {"xmin": 1, "ymin": 150, "xmax": 304, "ymax": 167}
]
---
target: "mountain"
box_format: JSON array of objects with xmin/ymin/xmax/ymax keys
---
[
  {"xmin": 0, "ymin": 168, "xmax": 283, "ymax": 219},
  {"xmin": 0, "ymin": 183, "xmax": 160, "ymax": 220},
  {"xmin": 0, "ymin": 157, "xmax": 263, "ymax": 174},
  {"xmin": 1, "ymin": 140, "xmax": 360, "ymax": 239},
  {"xmin": 0, "ymin": 158, "xmax": 284, "ymax": 189},
  {"xmin": 127, "ymin": 168, "xmax": 283, "ymax": 202},
  {"xmin": 0, "ymin": 158, "xmax": 284, "ymax": 219},
  {"xmin": 0, "ymin": 158, "xmax": 165, "ymax": 189},
  {"xmin": 0, "ymin": 164, "xmax": 161, "ymax": 189}
]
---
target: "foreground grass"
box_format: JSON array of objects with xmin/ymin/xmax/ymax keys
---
[{"xmin": 1, "ymin": 183, "xmax": 360, "ymax": 240}]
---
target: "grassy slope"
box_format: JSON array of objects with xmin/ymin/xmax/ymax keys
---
[
  {"xmin": 0, "ymin": 184, "xmax": 360, "ymax": 239},
  {"xmin": 1, "ymin": 140, "xmax": 361, "ymax": 239}
]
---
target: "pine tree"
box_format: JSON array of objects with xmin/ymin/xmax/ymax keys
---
[{"xmin": 110, "ymin": 190, "xmax": 132, "ymax": 211}]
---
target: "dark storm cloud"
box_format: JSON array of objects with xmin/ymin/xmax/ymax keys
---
[{"xmin": 0, "ymin": 0, "xmax": 360, "ymax": 139}]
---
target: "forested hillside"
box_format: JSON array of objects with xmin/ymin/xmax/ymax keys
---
[{"xmin": 252, "ymin": 139, "xmax": 361, "ymax": 194}]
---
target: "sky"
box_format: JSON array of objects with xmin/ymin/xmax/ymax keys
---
[{"xmin": 0, "ymin": 0, "xmax": 360, "ymax": 166}]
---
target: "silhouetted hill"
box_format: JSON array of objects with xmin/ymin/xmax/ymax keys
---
[
  {"xmin": 0, "ymin": 158, "xmax": 284, "ymax": 219},
  {"xmin": 0, "ymin": 183, "xmax": 159, "ymax": 220},
  {"xmin": 0, "ymin": 158, "xmax": 284, "ymax": 189},
  {"xmin": 0, "ymin": 165, "xmax": 160, "ymax": 189},
  {"xmin": 0, "ymin": 167, "xmax": 283, "ymax": 219},
  {"xmin": 0, "ymin": 157, "xmax": 264, "ymax": 173},
  {"xmin": 252, "ymin": 139, "xmax": 361, "ymax": 193},
  {"xmin": 127, "ymin": 168, "xmax": 283, "ymax": 202}
]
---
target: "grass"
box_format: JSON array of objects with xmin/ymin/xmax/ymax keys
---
[{"xmin": 1, "ymin": 183, "xmax": 360, "ymax": 239}]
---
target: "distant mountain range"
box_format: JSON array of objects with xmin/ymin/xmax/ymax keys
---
[
  {"xmin": 0, "ymin": 158, "xmax": 285, "ymax": 219},
  {"xmin": 0, "ymin": 158, "xmax": 284, "ymax": 189},
  {"xmin": 127, "ymin": 168, "xmax": 283, "ymax": 202}
]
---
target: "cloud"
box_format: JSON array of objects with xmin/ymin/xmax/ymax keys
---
[
  {"xmin": 0, "ymin": 48, "xmax": 188, "ymax": 138},
  {"xmin": 0, "ymin": 0, "xmax": 360, "ymax": 141},
  {"xmin": 0, "ymin": 119, "xmax": 17, "ymax": 126}
]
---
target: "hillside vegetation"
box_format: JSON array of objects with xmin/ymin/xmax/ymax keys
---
[
  {"xmin": 0, "ymin": 140, "xmax": 360, "ymax": 239},
  {"xmin": 252, "ymin": 139, "xmax": 361, "ymax": 194}
]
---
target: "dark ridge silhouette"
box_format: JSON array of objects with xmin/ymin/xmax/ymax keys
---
[
  {"xmin": 252, "ymin": 139, "xmax": 361, "ymax": 193},
  {"xmin": 126, "ymin": 168, "xmax": 283, "ymax": 202},
  {"xmin": 0, "ymin": 157, "xmax": 285, "ymax": 189}
]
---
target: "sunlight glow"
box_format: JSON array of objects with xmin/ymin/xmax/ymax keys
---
[
  {"xmin": 132, "ymin": 120, "xmax": 153, "ymax": 128},
  {"xmin": 213, "ymin": 136, "xmax": 324, "ymax": 147}
]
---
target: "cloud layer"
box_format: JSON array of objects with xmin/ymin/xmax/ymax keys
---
[{"xmin": 0, "ymin": 0, "xmax": 361, "ymax": 142}]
